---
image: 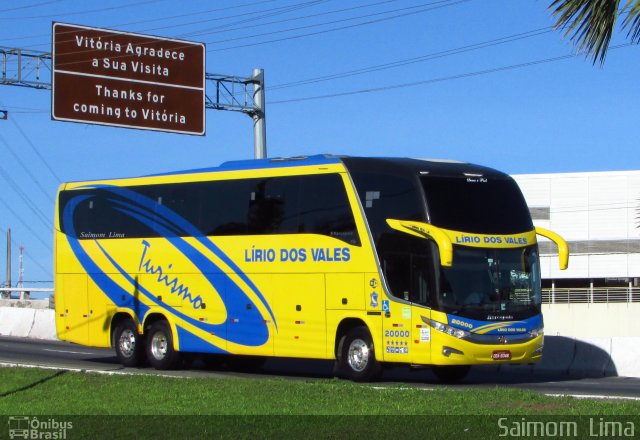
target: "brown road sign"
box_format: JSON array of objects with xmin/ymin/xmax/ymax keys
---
[{"xmin": 52, "ymin": 22, "xmax": 205, "ymax": 135}]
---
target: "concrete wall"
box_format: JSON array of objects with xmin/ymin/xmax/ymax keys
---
[
  {"xmin": 534, "ymin": 303, "xmax": 640, "ymax": 377},
  {"xmin": 543, "ymin": 303, "xmax": 640, "ymax": 337},
  {"xmin": 0, "ymin": 305, "xmax": 57, "ymax": 340}
]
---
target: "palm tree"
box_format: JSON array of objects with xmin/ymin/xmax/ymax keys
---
[{"xmin": 550, "ymin": 0, "xmax": 640, "ymax": 64}]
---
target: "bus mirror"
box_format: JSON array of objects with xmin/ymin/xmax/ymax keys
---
[
  {"xmin": 535, "ymin": 227, "xmax": 569, "ymax": 270},
  {"xmin": 385, "ymin": 219, "xmax": 453, "ymax": 267}
]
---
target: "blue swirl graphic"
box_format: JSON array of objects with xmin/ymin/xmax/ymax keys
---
[{"xmin": 61, "ymin": 185, "xmax": 277, "ymax": 348}]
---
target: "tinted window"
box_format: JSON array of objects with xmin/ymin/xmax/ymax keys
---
[
  {"xmin": 379, "ymin": 233, "xmax": 436, "ymax": 306},
  {"xmin": 421, "ymin": 176, "xmax": 533, "ymax": 234},
  {"xmin": 299, "ymin": 174, "xmax": 359, "ymax": 244},
  {"xmin": 248, "ymin": 176, "xmax": 299, "ymax": 234},
  {"xmin": 350, "ymin": 172, "xmax": 425, "ymax": 245},
  {"xmin": 58, "ymin": 188, "xmax": 159, "ymax": 239},
  {"xmin": 199, "ymin": 180, "xmax": 253, "ymax": 235},
  {"xmin": 58, "ymin": 174, "xmax": 360, "ymax": 244}
]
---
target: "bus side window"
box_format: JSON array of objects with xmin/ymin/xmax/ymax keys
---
[
  {"xmin": 201, "ymin": 180, "xmax": 251, "ymax": 236},
  {"xmin": 299, "ymin": 174, "xmax": 360, "ymax": 246},
  {"xmin": 247, "ymin": 177, "xmax": 299, "ymax": 235}
]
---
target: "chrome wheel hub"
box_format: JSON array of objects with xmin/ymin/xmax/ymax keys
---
[
  {"xmin": 150, "ymin": 331, "xmax": 168, "ymax": 360},
  {"xmin": 347, "ymin": 339, "xmax": 369, "ymax": 372},
  {"xmin": 118, "ymin": 329, "xmax": 136, "ymax": 358}
]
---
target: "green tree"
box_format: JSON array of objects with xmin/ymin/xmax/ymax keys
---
[{"xmin": 550, "ymin": 0, "xmax": 640, "ymax": 64}]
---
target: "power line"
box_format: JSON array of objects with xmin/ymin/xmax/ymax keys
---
[
  {"xmin": 179, "ymin": 0, "xmax": 396, "ymax": 38},
  {"xmin": 269, "ymin": 43, "xmax": 636, "ymax": 104},
  {"xmin": 4, "ymin": 0, "xmax": 464, "ymax": 60},
  {"xmin": 0, "ymin": 164, "xmax": 52, "ymax": 229},
  {"xmin": 203, "ymin": 0, "xmax": 444, "ymax": 43},
  {"xmin": 0, "ymin": 196, "xmax": 52, "ymax": 252},
  {"xmin": 5, "ymin": 111, "xmax": 62, "ymax": 183},
  {"xmin": 2, "ymin": 2, "xmax": 330, "ymax": 69},
  {"xmin": 0, "ymin": 132, "xmax": 55, "ymax": 203},
  {"xmin": 0, "ymin": 0, "xmax": 320, "ymax": 49},
  {"xmin": 106, "ymin": 0, "xmax": 281, "ymax": 30},
  {"xmin": 156, "ymin": 0, "xmax": 330, "ymax": 37},
  {"xmin": 0, "ymin": 0, "xmax": 165, "ymax": 20},
  {"xmin": 206, "ymin": 0, "xmax": 470, "ymax": 51},
  {"xmin": 270, "ymin": 27, "xmax": 553, "ymax": 90},
  {"xmin": 0, "ymin": 1, "xmax": 62, "ymax": 13}
]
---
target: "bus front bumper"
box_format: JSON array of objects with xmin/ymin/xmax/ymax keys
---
[{"xmin": 430, "ymin": 333, "xmax": 544, "ymax": 366}]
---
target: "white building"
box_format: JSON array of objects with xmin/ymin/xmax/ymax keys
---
[{"xmin": 513, "ymin": 170, "xmax": 640, "ymax": 301}]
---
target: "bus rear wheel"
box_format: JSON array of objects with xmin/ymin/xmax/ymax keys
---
[
  {"xmin": 338, "ymin": 326, "xmax": 381, "ymax": 382},
  {"xmin": 146, "ymin": 321, "xmax": 181, "ymax": 370},
  {"xmin": 114, "ymin": 319, "xmax": 145, "ymax": 367},
  {"xmin": 432, "ymin": 365, "xmax": 471, "ymax": 383}
]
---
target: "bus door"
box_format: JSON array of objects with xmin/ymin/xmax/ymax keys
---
[
  {"xmin": 380, "ymin": 252, "xmax": 413, "ymax": 363},
  {"xmin": 381, "ymin": 249, "xmax": 434, "ymax": 364},
  {"xmin": 58, "ymin": 273, "xmax": 89, "ymax": 344}
]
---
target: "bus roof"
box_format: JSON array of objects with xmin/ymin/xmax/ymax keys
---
[
  {"xmin": 149, "ymin": 154, "xmax": 507, "ymax": 179},
  {"xmin": 61, "ymin": 154, "xmax": 510, "ymax": 186},
  {"xmin": 148, "ymin": 154, "xmax": 344, "ymax": 176}
]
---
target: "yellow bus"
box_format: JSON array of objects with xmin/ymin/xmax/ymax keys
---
[{"xmin": 54, "ymin": 155, "xmax": 568, "ymax": 381}]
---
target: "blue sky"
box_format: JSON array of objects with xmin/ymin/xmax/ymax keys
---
[{"xmin": 1, "ymin": 0, "xmax": 639, "ymax": 287}]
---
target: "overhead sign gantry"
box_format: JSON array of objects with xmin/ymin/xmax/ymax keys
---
[{"xmin": 1, "ymin": 24, "xmax": 267, "ymax": 158}]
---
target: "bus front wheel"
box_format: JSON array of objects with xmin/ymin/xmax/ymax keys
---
[
  {"xmin": 113, "ymin": 319, "xmax": 145, "ymax": 367},
  {"xmin": 146, "ymin": 321, "xmax": 181, "ymax": 370},
  {"xmin": 338, "ymin": 326, "xmax": 381, "ymax": 382}
]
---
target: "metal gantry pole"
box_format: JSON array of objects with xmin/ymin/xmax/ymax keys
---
[{"xmin": 251, "ymin": 68, "xmax": 267, "ymax": 159}]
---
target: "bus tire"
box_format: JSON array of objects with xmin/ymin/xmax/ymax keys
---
[
  {"xmin": 146, "ymin": 320, "xmax": 181, "ymax": 370},
  {"xmin": 338, "ymin": 326, "xmax": 381, "ymax": 382},
  {"xmin": 432, "ymin": 365, "xmax": 471, "ymax": 383},
  {"xmin": 113, "ymin": 319, "xmax": 145, "ymax": 367}
]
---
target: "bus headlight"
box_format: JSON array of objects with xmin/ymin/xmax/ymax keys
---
[
  {"xmin": 528, "ymin": 327, "xmax": 544, "ymax": 338},
  {"xmin": 424, "ymin": 318, "xmax": 470, "ymax": 340}
]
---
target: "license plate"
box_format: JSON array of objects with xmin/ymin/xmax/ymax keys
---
[{"xmin": 492, "ymin": 350, "xmax": 511, "ymax": 360}]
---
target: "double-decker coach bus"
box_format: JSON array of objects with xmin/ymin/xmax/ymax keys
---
[{"xmin": 54, "ymin": 155, "xmax": 568, "ymax": 381}]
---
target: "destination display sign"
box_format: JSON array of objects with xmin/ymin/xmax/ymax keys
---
[{"xmin": 52, "ymin": 23, "xmax": 205, "ymax": 135}]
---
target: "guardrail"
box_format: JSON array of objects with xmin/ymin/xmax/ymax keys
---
[
  {"xmin": 0, "ymin": 287, "xmax": 53, "ymax": 300},
  {"xmin": 2, "ymin": 287, "xmax": 638, "ymax": 304},
  {"xmin": 542, "ymin": 287, "xmax": 640, "ymax": 304}
]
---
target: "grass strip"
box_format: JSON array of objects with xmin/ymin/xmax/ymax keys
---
[{"xmin": 1, "ymin": 366, "xmax": 639, "ymax": 439}]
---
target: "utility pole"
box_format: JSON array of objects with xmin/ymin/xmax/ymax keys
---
[
  {"xmin": 18, "ymin": 245, "xmax": 27, "ymax": 300},
  {"xmin": 1, "ymin": 46, "xmax": 267, "ymax": 158},
  {"xmin": 3, "ymin": 229, "xmax": 11, "ymax": 298}
]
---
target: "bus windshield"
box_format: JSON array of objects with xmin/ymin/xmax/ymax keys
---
[
  {"xmin": 438, "ymin": 245, "xmax": 541, "ymax": 320},
  {"xmin": 420, "ymin": 175, "xmax": 533, "ymax": 234}
]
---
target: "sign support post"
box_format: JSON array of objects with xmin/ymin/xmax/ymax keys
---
[{"xmin": 251, "ymin": 68, "xmax": 266, "ymax": 160}]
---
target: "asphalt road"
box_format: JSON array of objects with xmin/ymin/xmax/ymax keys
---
[{"xmin": 1, "ymin": 336, "xmax": 639, "ymax": 400}]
